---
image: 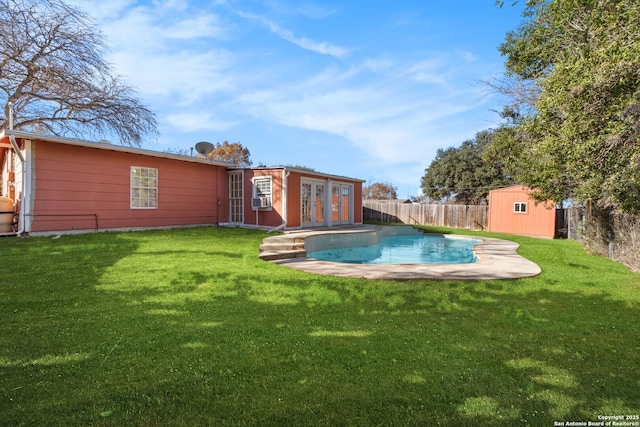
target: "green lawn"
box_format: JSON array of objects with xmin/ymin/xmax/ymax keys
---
[{"xmin": 1, "ymin": 226, "xmax": 639, "ymax": 426}]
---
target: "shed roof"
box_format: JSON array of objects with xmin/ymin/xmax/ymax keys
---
[{"xmin": 488, "ymin": 185, "xmax": 531, "ymax": 193}]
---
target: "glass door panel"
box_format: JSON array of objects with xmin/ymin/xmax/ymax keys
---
[
  {"xmin": 341, "ymin": 186, "xmax": 351, "ymax": 223},
  {"xmin": 315, "ymin": 184, "xmax": 325, "ymax": 224},
  {"xmin": 332, "ymin": 185, "xmax": 340, "ymax": 222},
  {"xmin": 301, "ymin": 182, "xmax": 312, "ymax": 225},
  {"xmin": 229, "ymin": 172, "xmax": 243, "ymax": 223}
]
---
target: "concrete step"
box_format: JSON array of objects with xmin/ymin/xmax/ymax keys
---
[
  {"xmin": 259, "ymin": 241, "xmax": 305, "ymax": 252},
  {"xmin": 262, "ymin": 235, "xmax": 306, "ymax": 244},
  {"xmin": 259, "ymin": 249, "xmax": 307, "ymax": 261}
]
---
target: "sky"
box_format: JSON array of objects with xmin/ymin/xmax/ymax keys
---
[{"xmin": 73, "ymin": 0, "xmax": 525, "ymax": 199}]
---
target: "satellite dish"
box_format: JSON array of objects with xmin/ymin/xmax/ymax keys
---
[{"xmin": 194, "ymin": 141, "xmax": 214, "ymax": 156}]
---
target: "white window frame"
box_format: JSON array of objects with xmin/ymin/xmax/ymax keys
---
[
  {"xmin": 130, "ymin": 166, "xmax": 158, "ymax": 209},
  {"xmin": 252, "ymin": 176, "xmax": 272, "ymax": 210},
  {"xmin": 229, "ymin": 171, "xmax": 243, "ymax": 223},
  {"xmin": 514, "ymin": 202, "xmax": 528, "ymax": 213}
]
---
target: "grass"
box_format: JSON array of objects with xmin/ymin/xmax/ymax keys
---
[{"xmin": 1, "ymin": 226, "xmax": 639, "ymax": 426}]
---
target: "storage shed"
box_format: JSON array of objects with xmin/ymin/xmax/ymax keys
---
[{"xmin": 487, "ymin": 185, "xmax": 557, "ymax": 238}]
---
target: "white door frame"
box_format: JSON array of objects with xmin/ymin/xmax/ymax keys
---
[
  {"xmin": 331, "ymin": 183, "xmax": 353, "ymax": 225},
  {"xmin": 301, "ymin": 178, "xmax": 328, "ymax": 227}
]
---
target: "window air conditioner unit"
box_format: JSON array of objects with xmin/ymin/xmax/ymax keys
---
[{"xmin": 252, "ymin": 196, "xmax": 270, "ymax": 209}]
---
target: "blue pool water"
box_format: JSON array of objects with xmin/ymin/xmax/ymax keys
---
[{"xmin": 307, "ymin": 234, "xmax": 481, "ymax": 265}]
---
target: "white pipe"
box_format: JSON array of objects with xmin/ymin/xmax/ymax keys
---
[
  {"xmin": 267, "ymin": 222, "xmax": 286, "ymax": 233},
  {"xmin": 9, "ymin": 134, "xmax": 26, "ymax": 234},
  {"xmin": 9, "ymin": 135, "xmax": 24, "ymax": 162},
  {"xmin": 8, "ymin": 101, "xmax": 13, "ymax": 130},
  {"xmin": 326, "ymin": 178, "xmax": 332, "ymax": 227},
  {"xmin": 267, "ymin": 168, "xmax": 290, "ymax": 233},
  {"xmin": 282, "ymin": 168, "xmax": 290, "ymax": 228}
]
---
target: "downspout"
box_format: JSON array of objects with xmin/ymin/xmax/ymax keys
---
[
  {"xmin": 10, "ymin": 136, "xmax": 28, "ymax": 235},
  {"xmin": 7, "ymin": 102, "xmax": 28, "ymax": 235},
  {"xmin": 268, "ymin": 168, "xmax": 289, "ymax": 233},
  {"xmin": 327, "ymin": 178, "xmax": 332, "ymax": 227},
  {"xmin": 9, "ymin": 135, "xmax": 24, "ymax": 162},
  {"xmin": 8, "ymin": 104, "xmax": 23, "ymax": 162},
  {"xmin": 282, "ymin": 168, "xmax": 289, "ymax": 227}
]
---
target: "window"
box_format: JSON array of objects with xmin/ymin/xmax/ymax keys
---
[
  {"xmin": 514, "ymin": 202, "xmax": 528, "ymax": 213},
  {"xmin": 229, "ymin": 172, "xmax": 243, "ymax": 223},
  {"xmin": 131, "ymin": 166, "xmax": 158, "ymax": 209},
  {"xmin": 252, "ymin": 176, "xmax": 272, "ymax": 209}
]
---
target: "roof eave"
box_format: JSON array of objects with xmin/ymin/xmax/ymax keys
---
[{"xmin": 0, "ymin": 129, "xmax": 237, "ymax": 168}]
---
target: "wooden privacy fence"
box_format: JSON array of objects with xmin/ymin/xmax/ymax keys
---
[{"xmin": 363, "ymin": 201, "xmax": 488, "ymax": 230}]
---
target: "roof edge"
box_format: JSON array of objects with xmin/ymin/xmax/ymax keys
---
[
  {"xmin": 232, "ymin": 165, "xmax": 367, "ymax": 183},
  {"xmin": 0, "ymin": 129, "xmax": 236, "ymax": 168}
]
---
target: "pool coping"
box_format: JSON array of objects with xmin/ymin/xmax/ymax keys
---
[{"xmin": 262, "ymin": 225, "xmax": 542, "ymax": 281}]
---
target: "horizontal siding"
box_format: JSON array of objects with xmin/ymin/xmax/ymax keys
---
[
  {"xmin": 487, "ymin": 186, "xmax": 556, "ymax": 238},
  {"xmin": 30, "ymin": 141, "xmax": 228, "ymax": 232}
]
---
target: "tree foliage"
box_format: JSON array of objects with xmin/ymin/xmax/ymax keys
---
[
  {"xmin": 204, "ymin": 141, "xmax": 252, "ymax": 167},
  {"xmin": 0, "ymin": 0, "xmax": 157, "ymax": 146},
  {"xmin": 421, "ymin": 130, "xmax": 513, "ymax": 204},
  {"xmin": 363, "ymin": 182, "xmax": 397, "ymax": 200},
  {"xmin": 494, "ymin": 0, "xmax": 640, "ymax": 213}
]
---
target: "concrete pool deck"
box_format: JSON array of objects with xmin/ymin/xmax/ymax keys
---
[{"xmin": 259, "ymin": 225, "xmax": 542, "ymax": 281}]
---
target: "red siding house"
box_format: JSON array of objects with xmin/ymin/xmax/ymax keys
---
[
  {"xmin": 0, "ymin": 130, "xmax": 364, "ymax": 235},
  {"xmin": 229, "ymin": 168, "xmax": 363, "ymax": 230},
  {"xmin": 487, "ymin": 185, "xmax": 557, "ymax": 238}
]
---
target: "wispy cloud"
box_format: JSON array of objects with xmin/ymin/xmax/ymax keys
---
[
  {"xmin": 78, "ymin": 0, "xmax": 236, "ymax": 104},
  {"xmin": 165, "ymin": 112, "xmax": 241, "ymax": 132},
  {"xmin": 73, "ymin": 0, "xmax": 516, "ymax": 196},
  {"xmin": 237, "ymin": 11, "xmax": 350, "ymax": 58},
  {"xmin": 237, "ymin": 52, "xmax": 487, "ymax": 157}
]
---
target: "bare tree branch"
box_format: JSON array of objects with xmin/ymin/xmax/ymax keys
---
[{"xmin": 0, "ymin": 0, "xmax": 157, "ymax": 146}]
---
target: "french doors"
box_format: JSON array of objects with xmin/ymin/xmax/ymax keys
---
[{"xmin": 302, "ymin": 179, "xmax": 352, "ymax": 227}]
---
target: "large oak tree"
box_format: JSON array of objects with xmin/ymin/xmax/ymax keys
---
[
  {"xmin": 204, "ymin": 141, "xmax": 252, "ymax": 167},
  {"xmin": 0, "ymin": 0, "xmax": 157, "ymax": 146},
  {"xmin": 363, "ymin": 182, "xmax": 398, "ymax": 200},
  {"xmin": 493, "ymin": 0, "xmax": 640, "ymax": 214},
  {"xmin": 421, "ymin": 130, "xmax": 512, "ymax": 204}
]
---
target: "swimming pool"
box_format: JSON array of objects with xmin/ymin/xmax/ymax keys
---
[
  {"xmin": 260, "ymin": 225, "xmax": 542, "ymax": 280},
  {"xmin": 306, "ymin": 234, "xmax": 481, "ymax": 265}
]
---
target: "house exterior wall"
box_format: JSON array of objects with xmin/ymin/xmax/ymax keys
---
[
  {"xmin": 353, "ymin": 184, "xmax": 363, "ymax": 223},
  {"xmin": 488, "ymin": 186, "xmax": 556, "ymax": 238},
  {"xmin": 286, "ymin": 172, "xmax": 302, "ymax": 228},
  {"xmin": 28, "ymin": 140, "xmax": 229, "ymax": 233},
  {"xmin": 242, "ymin": 169, "xmax": 285, "ymax": 228},
  {"xmin": 240, "ymin": 168, "xmax": 363, "ymax": 229},
  {"xmin": 2, "ymin": 132, "xmax": 364, "ymax": 234}
]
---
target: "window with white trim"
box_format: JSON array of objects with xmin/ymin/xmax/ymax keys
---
[
  {"xmin": 131, "ymin": 166, "xmax": 158, "ymax": 209},
  {"xmin": 252, "ymin": 176, "xmax": 272, "ymax": 209},
  {"xmin": 514, "ymin": 202, "xmax": 528, "ymax": 213},
  {"xmin": 229, "ymin": 171, "xmax": 243, "ymax": 223}
]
